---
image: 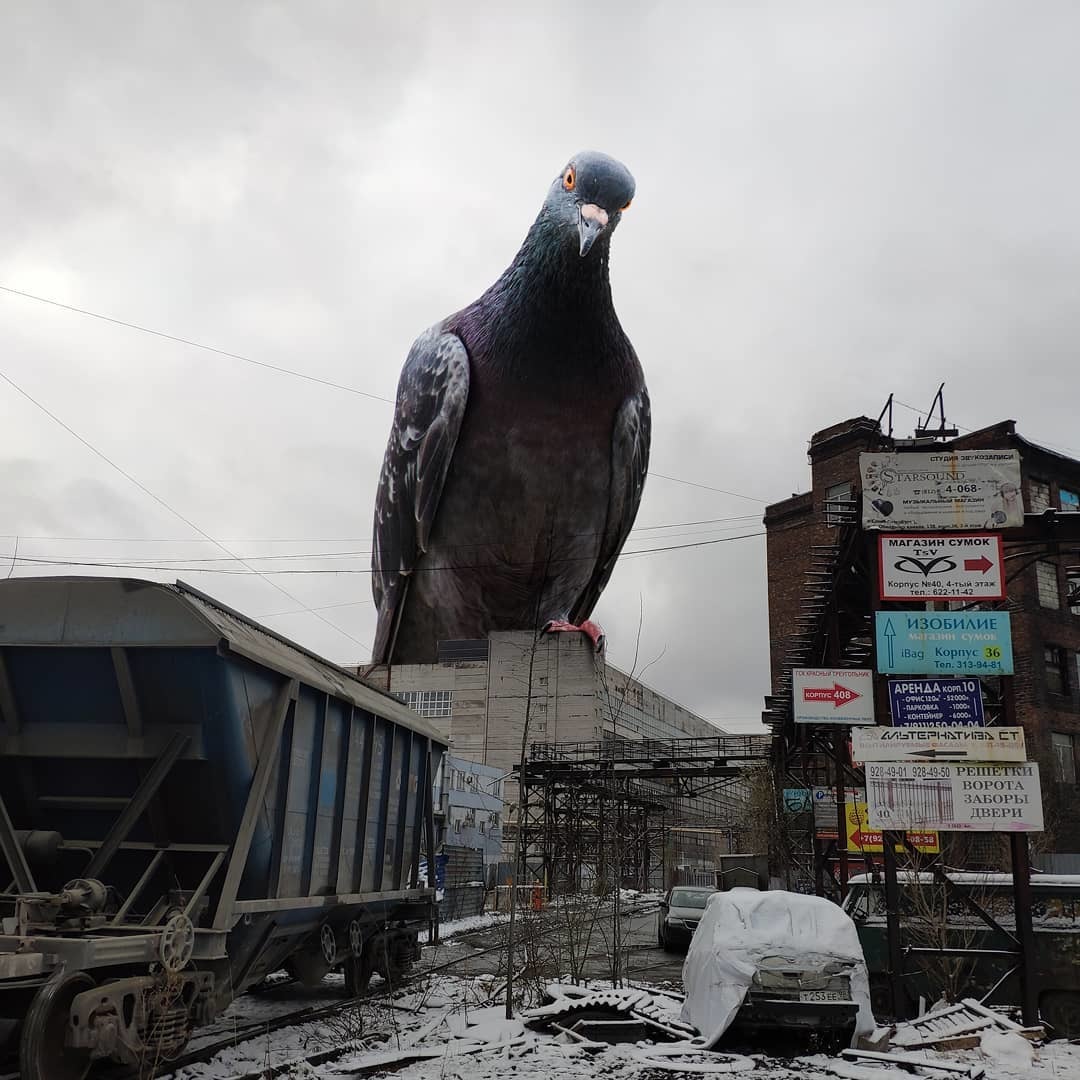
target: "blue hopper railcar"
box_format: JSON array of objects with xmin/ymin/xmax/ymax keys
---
[{"xmin": 0, "ymin": 577, "xmax": 446, "ymax": 1080}]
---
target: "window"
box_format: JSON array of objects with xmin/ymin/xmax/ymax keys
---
[
  {"xmin": 1062, "ymin": 488, "xmax": 1080, "ymax": 513},
  {"xmin": 1037, "ymin": 562, "xmax": 1061, "ymax": 609},
  {"xmin": 400, "ymin": 689, "xmax": 453, "ymax": 719},
  {"xmin": 1052, "ymin": 732, "xmax": 1077, "ymax": 784},
  {"xmin": 825, "ymin": 481, "xmax": 855, "ymax": 526},
  {"xmin": 1071, "ymin": 567, "xmax": 1080, "ymax": 615},
  {"xmin": 1029, "ymin": 478, "xmax": 1052, "ymax": 513},
  {"xmin": 1045, "ymin": 645, "xmax": 1068, "ymax": 696}
]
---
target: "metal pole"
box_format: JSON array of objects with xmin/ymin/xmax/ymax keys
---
[
  {"xmin": 882, "ymin": 828, "xmax": 906, "ymax": 1020},
  {"xmin": 1000, "ymin": 675, "xmax": 1038, "ymax": 1026},
  {"xmin": 1010, "ymin": 832, "xmax": 1038, "ymax": 1027},
  {"xmin": 834, "ymin": 727, "xmax": 849, "ymax": 901}
]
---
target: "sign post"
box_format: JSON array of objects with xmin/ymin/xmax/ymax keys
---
[
  {"xmin": 864, "ymin": 761, "xmax": 1043, "ymax": 831},
  {"xmin": 878, "ymin": 534, "xmax": 1005, "ymax": 601},
  {"xmin": 793, "ymin": 668, "xmax": 875, "ymax": 725},
  {"xmin": 851, "ymin": 725, "xmax": 1026, "ymax": 764},
  {"xmin": 874, "ymin": 611, "xmax": 1014, "ymax": 675},
  {"xmin": 860, "ymin": 451, "xmax": 1023, "ymax": 530},
  {"xmin": 888, "ymin": 678, "xmax": 985, "ymax": 726}
]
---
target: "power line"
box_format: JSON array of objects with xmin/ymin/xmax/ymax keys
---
[
  {"xmin": 1, "ymin": 282, "xmax": 766, "ymax": 504},
  {"xmin": 646, "ymin": 472, "xmax": 766, "ymax": 503},
  {"xmin": 0, "ymin": 365, "xmax": 372, "ymax": 653},
  {"xmin": 0, "ymin": 520, "xmax": 763, "ymax": 567},
  {"xmin": 0, "ymin": 514, "xmax": 763, "ymax": 547},
  {"xmin": 8, "ymin": 531, "xmax": 764, "ymax": 576},
  {"xmin": 0, "ymin": 284, "xmax": 394, "ymax": 404}
]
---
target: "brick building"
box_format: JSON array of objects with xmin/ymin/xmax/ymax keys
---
[{"xmin": 764, "ymin": 416, "xmax": 1080, "ymax": 851}]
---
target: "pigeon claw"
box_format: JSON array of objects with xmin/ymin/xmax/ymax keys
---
[{"xmin": 542, "ymin": 619, "xmax": 606, "ymax": 653}]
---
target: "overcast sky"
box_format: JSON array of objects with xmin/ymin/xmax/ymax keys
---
[{"xmin": 3, "ymin": 3, "xmax": 1079, "ymax": 734}]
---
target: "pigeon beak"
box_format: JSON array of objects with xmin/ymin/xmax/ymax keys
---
[{"xmin": 578, "ymin": 203, "xmax": 609, "ymax": 257}]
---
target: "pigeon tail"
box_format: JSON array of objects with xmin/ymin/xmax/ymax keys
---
[{"xmin": 543, "ymin": 618, "xmax": 606, "ymax": 653}]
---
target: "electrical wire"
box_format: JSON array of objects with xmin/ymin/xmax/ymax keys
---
[
  {"xmin": 0, "ymin": 282, "xmax": 767, "ymax": 504},
  {"xmin": 7, "ymin": 530, "xmax": 764, "ymax": 576},
  {"xmin": 0, "ymin": 284, "xmax": 394, "ymax": 404},
  {"xmin": 0, "ymin": 364, "xmax": 372, "ymax": 653}
]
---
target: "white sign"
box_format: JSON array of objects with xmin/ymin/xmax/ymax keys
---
[
  {"xmin": 852, "ymin": 726, "xmax": 1026, "ymax": 764},
  {"xmin": 860, "ymin": 451, "xmax": 1023, "ymax": 531},
  {"xmin": 865, "ymin": 762, "xmax": 1043, "ymax": 832},
  {"xmin": 793, "ymin": 668, "xmax": 876, "ymax": 726},
  {"xmin": 878, "ymin": 534, "xmax": 1005, "ymax": 601},
  {"xmin": 812, "ymin": 786, "xmax": 865, "ymax": 833}
]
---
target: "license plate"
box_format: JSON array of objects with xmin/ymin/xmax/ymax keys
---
[{"xmin": 800, "ymin": 990, "xmax": 846, "ymax": 1002}]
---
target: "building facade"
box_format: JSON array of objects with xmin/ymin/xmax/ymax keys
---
[
  {"xmin": 435, "ymin": 753, "xmax": 504, "ymax": 866},
  {"xmin": 764, "ymin": 416, "xmax": 1080, "ymax": 852},
  {"xmin": 365, "ymin": 630, "xmax": 746, "ymax": 872}
]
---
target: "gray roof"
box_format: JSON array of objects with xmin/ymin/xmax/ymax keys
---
[{"xmin": 0, "ymin": 576, "xmax": 445, "ymax": 745}]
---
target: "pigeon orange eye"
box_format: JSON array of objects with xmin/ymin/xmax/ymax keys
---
[
  {"xmin": 621, "ymin": 199, "xmax": 632, "ymax": 212},
  {"xmin": 563, "ymin": 167, "xmax": 576, "ymax": 191}
]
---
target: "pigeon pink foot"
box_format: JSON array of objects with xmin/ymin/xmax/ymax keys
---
[{"xmin": 543, "ymin": 619, "xmax": 606, "ymax": 652}]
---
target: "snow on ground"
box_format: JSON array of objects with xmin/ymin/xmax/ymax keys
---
[
  {"xmin": 420, "ymin": 910, "xmax": 509, "ymax": 943},
  {"xmin": 166, "ymin": 971, "xmax": 1080, "ymax": 1080}
]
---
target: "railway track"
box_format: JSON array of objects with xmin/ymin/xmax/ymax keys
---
[{"xmin": 4, "ymin": 905, "xmax": 671, "ymax": 1080}]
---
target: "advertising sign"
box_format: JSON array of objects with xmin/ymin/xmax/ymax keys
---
[
  {"xmin": 851, "ymin": 726, "xmax": 1026, "ymax": 764},
  {"xmin": 782, "ymin": 788, "xmax": 812, "ymax": 814},
  {"xmin": 860, "ymin": 451, "xmax": 1023, "ymax": 531},
  {"xmin": 878, "ymin": 534, "xmax": 1005, "ymax": 601},
  {"xmin": 875, "ymin": 611, "xmax": 1013, "ymax": 675},
  {"xmin": 845, "ymin": 801, "xmax": 939, "ymax": 854},
  {"xmin": 793, "ymin": 668, "xmax": 876, "ymax": 725},
  {"xmin": 865, "ymin": 762, "xmax": 1043, "ymax": 832},
  {"xmin": 888, "ymin": 678, "xmax": 985, "ymax": 726},
  {"xmin": 811, "ymin": 786, "xmax": 864, "ymax": 839}
]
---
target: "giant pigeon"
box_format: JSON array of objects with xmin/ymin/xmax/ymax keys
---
[{"xmin": 371, "ymin": 151, "xmax": 649, "ymax": 666}]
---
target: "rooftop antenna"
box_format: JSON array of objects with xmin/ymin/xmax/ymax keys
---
[
  {"xmin": 875, "ymin": 393, "xmax": 895, "ymax": 439},
  {"xmin": 914, "ymin": 382, "xmax": 958, "ymax": 440}
]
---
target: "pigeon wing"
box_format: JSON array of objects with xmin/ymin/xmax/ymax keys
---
[
  {"xmin": 570, "ymin": 387, "xmax": 651, "ymax": 623},
  {"xmin": 371, "ymin": 328, "xmax": 470, "ymax": 663}
]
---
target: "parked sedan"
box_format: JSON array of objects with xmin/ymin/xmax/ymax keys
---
[{"xmin": 657, "ymin": 886, "xmax": 716, "ymax": 950}]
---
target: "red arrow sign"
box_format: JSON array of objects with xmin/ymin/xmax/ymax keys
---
[
  {"xmin": 802, "ymin": 683, "xmax": 862, "ymax": 708},
  {"xmin": 963, "ymin": 555, "xmax": 994, "ymax": 574}
]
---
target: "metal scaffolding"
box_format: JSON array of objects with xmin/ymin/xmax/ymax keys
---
[{"xmin": 517, "ymin": 736, "xmax": 770, "ymax": 894}]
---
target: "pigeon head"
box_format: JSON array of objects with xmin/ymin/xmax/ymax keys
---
[{"xmin": 545, "ymin": 151, "xmax": 635, "ymax": 258}]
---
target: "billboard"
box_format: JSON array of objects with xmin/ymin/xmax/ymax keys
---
[
  {"xmin": 851, "ymin": 725, "xmax": 1026, "ymax": 764},
  {"xmin": 888, "ymin": 678, "xmax": 985, "ymax": 726},
  {"xmin": 860, "ymin": 451, "xmax": 1023, "ymax": 531},
  {"xmin": 865, "ymin": 761, "xmax": 1043, "ymax": 832},
  {"xmin": 878, "ymin": 534, "xmax": 1005, "ymax": 602},
  {"xmin": 793, "ymin": 668, "xmax": 876, "ymax": 725},
  {"xmin": 875, "ymin": 611, "xmax": 1013, "ymax": 675},
  {"xmin": 845, "ymin": 801, "xmax": 939, "ymax": 854}
]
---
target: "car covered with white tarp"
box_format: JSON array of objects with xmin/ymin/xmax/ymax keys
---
[{"xmin": 681, "ymin": 889, "xmax": 874, "ymax": 1047}]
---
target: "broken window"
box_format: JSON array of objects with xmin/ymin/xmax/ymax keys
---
[
  {"xmin": 1052, "ymin": 732, "xmax": 1077, "ymax": 784},
  {"xmin": 1045, "ymin": 645, "xmax": 1068, "ymax": 696}
]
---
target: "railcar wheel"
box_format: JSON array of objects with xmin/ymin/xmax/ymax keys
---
[
  {"xmin": 344, "ymin": 947, "xmax": 374, "ymax": 996},
  {"xmin": 20, "ymin": 971, "xmax": 94, "ymax": 1080}
]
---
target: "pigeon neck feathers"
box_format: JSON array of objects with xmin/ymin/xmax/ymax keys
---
[{"xmin": 458, "ymin": 207, "xmax": 625, "ymax": 381}]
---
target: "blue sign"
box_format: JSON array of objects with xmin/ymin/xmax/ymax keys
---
[
  {"xmin": 888, "ymin": 678, "xmax": 985, "ymax": 726},
  {"xmin": 875, "ymin": 611, "xmax": 1013, "ymax": 675},
  {"xmin": 782, "ymin": 788, "xmax": 812, "ymax": 813}
]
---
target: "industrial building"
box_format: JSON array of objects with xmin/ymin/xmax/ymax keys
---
[
  {"xmin": 763, "ymin": 414, "xmax": 1080, "ymax": 855},
  {"xmin": 365, "ymin": 630, "xmax": 751, "ymax": 878}
]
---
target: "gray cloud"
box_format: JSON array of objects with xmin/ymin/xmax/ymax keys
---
[{"xmin": 3, "ymin": 2, "xmax": 1080, "ymax": 732}]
